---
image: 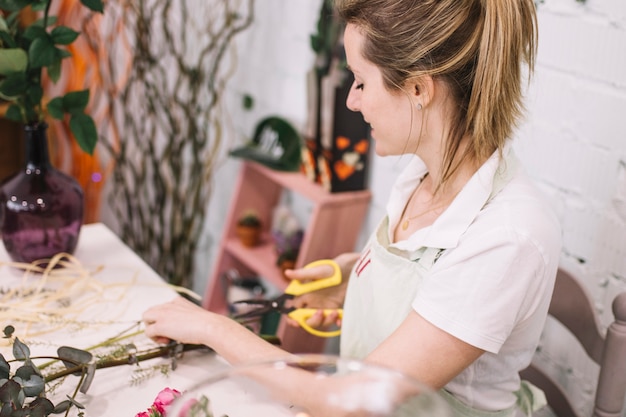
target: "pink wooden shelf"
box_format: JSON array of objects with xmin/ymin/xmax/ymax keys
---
[{"xmin": 203, "ymin": 161, "xmax": 371, "ymax": 353}]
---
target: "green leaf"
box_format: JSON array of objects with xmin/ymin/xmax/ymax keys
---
[
  {"xmin": 80, "ymin": 0, "xmax": 104, "ymax": 13},
  {"xmin": 58, "ymin": 49, "xmax": 72, "ymax": 59},
  {"xmin": 0, "ymin": 15, "xmax": 8, "ymax": 32},
  {"xmin": 69, "ymin": 113, "xmax": 98, "ymax": 155},
  {"xmin": 28, "ymin": 35, "xmax": 56, "ymax": 68},
  {"xmin": 0, "ymin": 49, "xmax": 27, "ymax": 75},
  {"xmin": 22, "ymin": 25, "xmax": 46, "ymax": 41},
  {"xmin": 47, "ymin": 96, "xmax": 64, "ymax": 119},
  {"xmin": 32, "ymin": 15, "xmax": 57, "ymax": 27},
  {"xmin": 52, "ymin": 400, "xmax": 72, "ymax": 414},
  {"xmin": 26, "ymin": 84, "xmax": 42, "ymax": 104},
  {"xmin": 12, "ymin": 337, "xmax": 30, "ymax": 360},
  {"xmin": 50, "ymin": 26, "xmax": 79, "ymax": 45},
  {"xmin": 0, "ymin": 72, "xmax": 27, "ymax": 98},
  {"xmin": 0, "ymin": 378, "xmax": 21, "ymax": 405},
  {"xmin": 0, "ymin": 0, "xmax": 31, "ymax": 12},
  {"xmin": 30, "ymin": 0, "xmax": 48, "ymax": 11},
  {"xmin": 12, "ymin": 397, "xmax": 55, "ymax": 417},
  {"xmin": 4, "ymin": 104, "xmax": 23, "ymax": 122},
  {"xmin": 62, "ymin": 89, "xmax": 89, "ymax": 114},
  {"xmin": 57, "ymin": 346, "xmax": 93, "ymax": 372},
  {"xmin": 2, "ymin": 326, "xmax": 14, "ymax": 338},
  {"xmin": 0, "ymin": 355, "xmax": 9, "ymax": 380},
  {"xmin": 47, "ymin": 59, "xmax": 61, "ymax": 83},
  {"xmin": 14, "ymin": 365, "xmax": 44, "ymax": 397},
  {"xmin": 242, "ymin": 94, "xmax": 254, "ymax": 110},
  {"xmin": 0, "ymin": 31, "xmax": 16, "ymax": 48},
  {"xmin": 79, "ymin": 362, "xmax": 96, "ymax": 394}
]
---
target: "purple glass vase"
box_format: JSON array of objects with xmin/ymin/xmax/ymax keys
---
[{"xmin": 0, "ymin": 122, "xmax": 84, "ymax": 264}]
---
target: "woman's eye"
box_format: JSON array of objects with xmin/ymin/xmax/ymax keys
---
[{"xmin": 355, "ymin": 83, "xmax": 364, "ymax": 90}]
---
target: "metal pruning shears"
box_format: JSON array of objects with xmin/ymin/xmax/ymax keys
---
[{"xmin": 231, "ymin": 259, "xmax": 343, "ymax": 338}]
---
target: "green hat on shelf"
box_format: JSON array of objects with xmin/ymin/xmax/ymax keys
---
[{"xmin": 229, "ymin": 116, "xmax": 302, "ymax": 172}]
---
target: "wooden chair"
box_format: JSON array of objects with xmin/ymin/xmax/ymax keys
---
[{"xmin": 520, "ymin": 267, "xmax": 626, "ymax": 417}]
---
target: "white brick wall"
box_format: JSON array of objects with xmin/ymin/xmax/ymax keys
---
[
  {"xmin": 515, "ymin": 1, "xmax": 626, "ymax": 413},
  {"xmin": 194, "ymin": 0, "xmax": 626, "ymax": 414}
]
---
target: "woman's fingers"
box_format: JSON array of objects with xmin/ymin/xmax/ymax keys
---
[
  {"xmin": 285, "ymin": 309, "xmax": 341, "ymax": 330},
  {"xmin": 283, "ymin": 263, "xmax": 335, "ymax": 282}
]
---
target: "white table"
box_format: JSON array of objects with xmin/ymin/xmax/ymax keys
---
[{"xmin": 0, "ymin": 223, "xmax": 229, "ymax": 416}]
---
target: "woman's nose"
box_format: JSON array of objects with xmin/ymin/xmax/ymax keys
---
[{"xmin": 345, "ymin": 82, "xmax": 360, "ymax": 112}]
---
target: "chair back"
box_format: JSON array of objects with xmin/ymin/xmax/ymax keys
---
[{"xmin": 520, "ymin": 267, "xmax": 626, "ymax": 417}]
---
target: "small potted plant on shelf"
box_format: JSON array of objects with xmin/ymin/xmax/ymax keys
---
[
  {"xmin": 235, "ymin": 210, "xmax": 262, "ymax": 248},
  {"xmin": 270, "ymin": 205, "xmax": 303, "ymax": 279},
  {"xmin": 276, "ymin": 248, "xmax": 298, "ymax": 279}
]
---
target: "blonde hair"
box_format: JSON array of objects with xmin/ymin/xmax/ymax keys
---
[{"xmin": 336, "ymin": 0, "xmax": 537, "ymax": 185}]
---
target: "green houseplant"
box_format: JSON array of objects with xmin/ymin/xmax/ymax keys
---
[
  {"xmin": 0, "ymin": 0, "xmax": 103, "ymax": 264},
  {"xmin": 0, "ymin": 0, "xmax": 102, "ymax": 154}
]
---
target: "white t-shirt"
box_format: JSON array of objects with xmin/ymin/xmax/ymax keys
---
[{"xmin": 384, "ymin": 148, "xmax": 562, "ymax": 410}]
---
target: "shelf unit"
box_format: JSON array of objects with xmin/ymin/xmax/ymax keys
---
[{"xmin": 202, "ymin": 161, "xmax": 371, "ymax": 353}]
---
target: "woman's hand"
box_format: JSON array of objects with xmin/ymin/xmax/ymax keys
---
[
  {"xmin": 142, "ymin": 297, "xmax": 214, "ymax": 345},
  {"xmin": 283, "ymin": 252, "xmax": 359, "ymax": 330}
]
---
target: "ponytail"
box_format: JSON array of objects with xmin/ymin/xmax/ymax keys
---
[{"xmin": 467, "ymin": 0, "xmax": 538, "ymax": 161}]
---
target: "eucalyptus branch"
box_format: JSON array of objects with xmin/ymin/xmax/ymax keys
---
[{"xmin": 42, "ymin": 343, "xmax": 207, "ymax": 383}]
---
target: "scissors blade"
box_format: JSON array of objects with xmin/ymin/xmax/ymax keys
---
[{"xmin": 231, "ymin": 305, "xmax": 270, "ymax": 320}]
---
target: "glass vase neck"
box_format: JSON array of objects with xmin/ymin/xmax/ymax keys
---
[{"xmin": 24, "ymin": 122, "xmax": 51, "ymax": 169}]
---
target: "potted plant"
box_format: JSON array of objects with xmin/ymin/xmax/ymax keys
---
[
  {"xmin": 0, "ymin": 0, "xmax": 103, "ymax": 264},
  {"xmin": 235, "ymin": 210, "xmax": 262, "ymax": 248},
  {"xmin": 270, "ymin": 205, "xmax": 303, "ymax": 279},
  {"xmin": 276, "ymin": 248, "xmax": 298, "ymax": 279},
  {"xmin": 0, "ymin": 0, "xmax": 101, "ymax": 152}
]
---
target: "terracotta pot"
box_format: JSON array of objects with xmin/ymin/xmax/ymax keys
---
[
  {"xmin": 279, "ymin": 259, "xmax": 296, "ymax": 280},
  {"xmin": 236, "ymin": 224, "xmax": 261, "ymax": 247}
]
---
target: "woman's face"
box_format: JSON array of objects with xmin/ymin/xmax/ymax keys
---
[{"xmin": 344, "ymin": 23, "xmax": 417, "ymax": 157}]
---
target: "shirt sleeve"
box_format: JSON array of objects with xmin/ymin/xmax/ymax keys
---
[{"xmin": 412, "ymin": 226, "xmax": 555, "ymax": 354}]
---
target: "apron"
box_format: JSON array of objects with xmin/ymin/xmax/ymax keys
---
[{"xmin": 340, "ymin": 153, "xmax": 545, "ymax": 417}]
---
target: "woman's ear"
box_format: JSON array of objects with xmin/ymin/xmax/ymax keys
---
[{"xmin": 410, "ymin": 75, "xmax": 435, "ymax": 109}]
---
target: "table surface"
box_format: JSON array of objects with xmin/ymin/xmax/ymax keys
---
[{"xmin": 0, "ymin": 222, "xmax": 228, "ymax": 416}]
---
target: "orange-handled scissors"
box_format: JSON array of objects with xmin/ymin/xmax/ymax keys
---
[{"xmin": 231, "ymin": 259, "xmax": 343, "ymax": 337}]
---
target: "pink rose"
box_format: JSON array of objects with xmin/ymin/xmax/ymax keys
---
[
  {"xmin": 154, "ymin": 387, "xmax": 181, "ymax": 406},
  {"xmin": 152, "ymin": 387, "xmax": 182, "ymax": 416},
  {"xmin": 134, "ymin": 411, "xmax": 150, "ymax": 417}
]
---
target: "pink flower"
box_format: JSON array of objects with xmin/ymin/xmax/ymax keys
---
[
  {"xmin": 154, "ymin": 387, "xmax": 182, "ymax": 408},
  {"xmin": 135, "ymin": 387, "xmax": 182, "ymax": 417}
]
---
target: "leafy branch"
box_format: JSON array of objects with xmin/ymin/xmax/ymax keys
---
[
  {"xmin": 0, "ymin": 0, "xmax": 103, "ymax": 154},
  {"xmin": 0, "ymin": 325, "xmax": 204, "ymax": 417},
  {"xmin": 0, "ymin": 323, "xmax": 280, "ymax": 417}
]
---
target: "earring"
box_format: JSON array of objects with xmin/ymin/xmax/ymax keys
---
[{"xmin": 416, "ymin": 103, "xmax": 422, "ymax": 110}]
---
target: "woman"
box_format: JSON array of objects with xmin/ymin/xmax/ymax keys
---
[{"xmin": 143, "ymin": 0, "xmax": 561, "ymax": 415}]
